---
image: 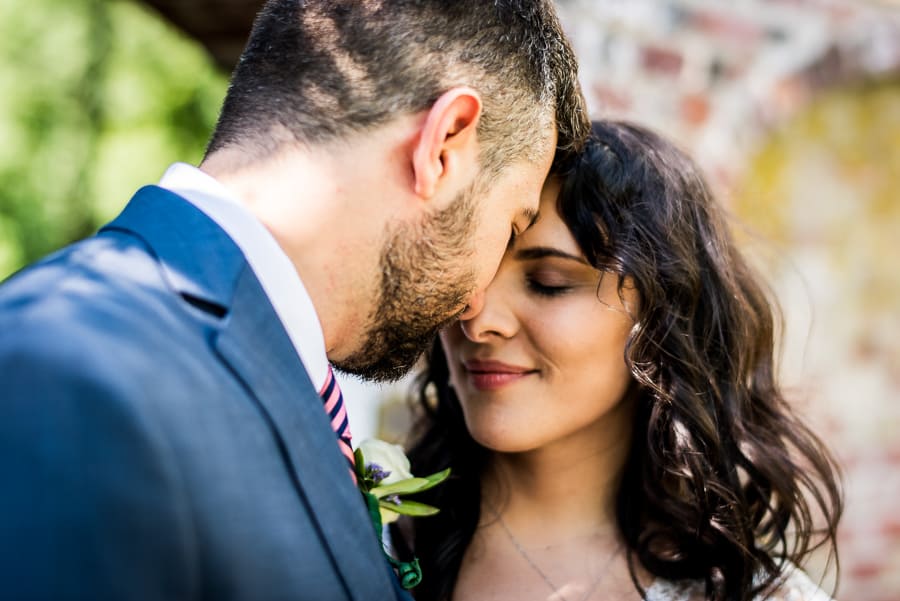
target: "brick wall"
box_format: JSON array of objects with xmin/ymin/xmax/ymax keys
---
[{"xmin": 557, "ymin": 0, "xmax": 900, "ymax": 183}]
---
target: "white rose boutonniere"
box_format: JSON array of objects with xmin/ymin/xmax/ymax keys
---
[
  {"xmin": 354, "ymin": 438, "xmax": 450, "ymax": 589},
  {"xmin": 357, "ymin": 438, "xmax": 414, "ymax": 488}
]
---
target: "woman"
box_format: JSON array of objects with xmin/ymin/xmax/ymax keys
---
[{"xmin": 396, "ymin": 121, "xmax": 842, "ymax": 601}]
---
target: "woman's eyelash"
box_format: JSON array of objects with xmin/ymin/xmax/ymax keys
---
[{"xmin": 526, "ymin": 278, "xmax": 571, "ymax": 297}]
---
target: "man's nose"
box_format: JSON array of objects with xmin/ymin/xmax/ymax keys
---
[{"xmin": 457, "ymin": 290, "xmax": 485, "ymax": 321}]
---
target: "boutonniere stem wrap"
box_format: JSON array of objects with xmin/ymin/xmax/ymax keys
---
[{"xmin": 354, "ymin": 439, "xmax": 450, "ymax": 590}]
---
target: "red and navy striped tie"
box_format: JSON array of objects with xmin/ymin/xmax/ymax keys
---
[{"xmin": 319, "ymin": 365, "xmax": 356, "ymax": 481}]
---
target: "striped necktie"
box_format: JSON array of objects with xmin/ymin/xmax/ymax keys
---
[{"xmin": 319, "ymin": 365, "xmax": 356, "ymax": 480}]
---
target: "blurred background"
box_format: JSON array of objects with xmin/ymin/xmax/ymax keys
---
[{"xmin": 1, "ymin": 0, "xmax": 898, "ymax": 598}]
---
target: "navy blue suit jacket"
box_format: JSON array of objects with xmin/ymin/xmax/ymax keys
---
[{"xmin": 0, "ymin": 187, "xmax": 411, "ymax": 601}]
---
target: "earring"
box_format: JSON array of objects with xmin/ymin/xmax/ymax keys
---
[{"xmin": 425, "ymin": 381, "xmax": 439, "ymax": 411}]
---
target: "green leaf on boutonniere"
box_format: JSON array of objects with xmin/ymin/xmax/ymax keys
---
[
  {"xmin": 370, "ymin": 477, "xmax": 431, "ymax": 498},
  {"xmin": 353, "ymin": 448, "xmax": 367, "ymax": 479},
  {"xmin": 380, "ymin": 499, "xmax": 440, "ymax": 517},
  {"xmin": 370, "ymin": 468, "xmax": 451, "ymax": 498},
  {"xmin": 411, "ymin": 468, "xmax": 450, "ymax": 494}
]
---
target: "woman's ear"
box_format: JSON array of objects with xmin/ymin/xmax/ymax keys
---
[{"xmin": 412, "ymin": 87, "xmax": 482, "ymax": 201}]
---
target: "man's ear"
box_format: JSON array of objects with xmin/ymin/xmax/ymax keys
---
[{"xmin": 412, "ymin": 87, "xmax": 482, "ymax": 201}]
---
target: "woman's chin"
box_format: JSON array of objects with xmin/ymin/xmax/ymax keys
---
[{"xmin": 469, "ymin": 428, "xmax": 540, "ymax": 455}]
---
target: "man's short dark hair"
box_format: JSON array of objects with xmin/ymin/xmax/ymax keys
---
[{"xmin": 206, "ymin": 0, "xmax": 589, "ymax": 173}]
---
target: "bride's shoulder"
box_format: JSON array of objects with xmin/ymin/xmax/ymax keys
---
[{"xmin": 645, "ymin": 564, "xmax": 834, "ymax": 601}]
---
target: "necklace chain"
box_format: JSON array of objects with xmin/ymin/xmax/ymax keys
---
[{"xmin": 497, "ymin": 514, "xmax": 622, "ymax": 601}]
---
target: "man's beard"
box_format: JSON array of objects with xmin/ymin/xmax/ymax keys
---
[{"xmin": 333, "ymin": 185, "xmax": 478, "ymax": 382}]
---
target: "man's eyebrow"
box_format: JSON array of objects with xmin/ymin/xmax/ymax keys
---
[{"xmin": 514, "ymin": 246, "xmax": 590, "ymax": 265}]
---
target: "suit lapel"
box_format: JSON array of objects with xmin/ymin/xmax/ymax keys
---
[
  {"xmin": 104, "ymin": 187, "xmax": 401, "ymax": 600},
  {"xmin": 214, "ymin": 267, "xmax": 397, "ymax": 600}
]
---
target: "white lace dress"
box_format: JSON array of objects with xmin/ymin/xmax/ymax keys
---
[{"xmin": 644, "ymin": 565, "xmax": 834, "ymax": 601}]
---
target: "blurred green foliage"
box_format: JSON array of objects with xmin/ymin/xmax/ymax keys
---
[{"xmin": 0, "ymin": 0, "xmax": 227, "ymax": 279}]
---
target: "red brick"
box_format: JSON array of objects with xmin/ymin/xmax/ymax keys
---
[
  {"xmin": 849, "ymin": 561, "xmax": 887, "ymax": 580},
  {"xmin": 688, "ymin": 10, "xmax": 763, "ymax": 43},
  {"xmin": 882, "ymin": 519, "xmax": 900, "ymax": 538},
  {"xmin": 681, "ymin": 93, "xmax": 711, "ymax": 126},
  {"xmin": 591, "ymin": 83, "xmax": 632, "ymax": 113},
  {"xmin": 641, "ymin": 45, "xmax": 684, "ymax": 76}
]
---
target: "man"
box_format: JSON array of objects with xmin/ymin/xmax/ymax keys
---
[{"xmin": 0, "ymin": 1, "xmax": 588, "ymax": 599}]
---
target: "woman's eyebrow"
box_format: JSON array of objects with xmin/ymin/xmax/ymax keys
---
[
  {"xmin": 521, "ymin": 208, "xmax": 539, "ymax": 230},
  {"xmin": 514, "ymin": 246, "xmax": 590, "ymax": 265}
]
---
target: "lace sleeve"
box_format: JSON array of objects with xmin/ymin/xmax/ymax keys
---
[
  {"xmin": 644, "ymin": 564, "xmax": 834, "ymax": 601},
  {"xmin": 757, "ymin": 565, "xmax": 835, "ymax": 601}
]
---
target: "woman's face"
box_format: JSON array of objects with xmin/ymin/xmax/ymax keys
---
[{"xmin": 440, "ymin": 180, "xmax": 639, "ymax": 454}]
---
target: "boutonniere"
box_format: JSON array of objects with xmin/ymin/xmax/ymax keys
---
[{"xmin": 354, "ymin": 438, "xmax": 450, "ymax": 589}]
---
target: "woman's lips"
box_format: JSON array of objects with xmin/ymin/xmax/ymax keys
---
[{"xmin": 463, "ymin": 359, "xmax": 536, "ymax": 391}]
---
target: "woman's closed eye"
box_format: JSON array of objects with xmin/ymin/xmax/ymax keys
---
[{"xmin": 526, "ymin": 274, "xmax": 573, "ymax": 297}]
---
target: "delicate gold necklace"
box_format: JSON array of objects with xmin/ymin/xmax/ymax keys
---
[{"xmin": 497, "ymin": 514, "xmax": 623, "ymax": 601}]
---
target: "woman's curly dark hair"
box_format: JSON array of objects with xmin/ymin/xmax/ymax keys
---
[{"xmin": 394, "ymin": 120, "xmax": 842, "ymax": 601}]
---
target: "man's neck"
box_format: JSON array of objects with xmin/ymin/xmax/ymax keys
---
[{"xmin": 200, "ymin": 145, "xmax": 384, "ymax": 361}]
